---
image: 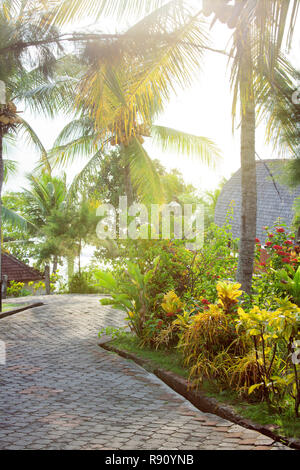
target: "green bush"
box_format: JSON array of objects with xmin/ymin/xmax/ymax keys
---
[
  {"xmin": 68, "ymin": 271, "xmax": 101, "ymax": 294},
  {"xmin": 7, "ymin": 281, "xmax": 31, "ymax": 298}
]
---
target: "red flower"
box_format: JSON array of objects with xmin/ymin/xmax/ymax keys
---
[
  {"xmin": 265, "ymin": 241, "xmax": 272, "ymax": 247},
  {"xmin": 255, "ymin": 238, "xmax": 260, "ymax": 244},
  {"xmin": 278, "ymin": 251, "xmax": 287, "ymax": 256},
  {"xmin": 284, "ymin": 240, "xmax": 293, "ymax": 245},
  {"xmin": 276, "ymin": 227, "xmax": 285, "ymax": 233},
  {"xmin": 259, "ymin": 262, "xmax": 266, "ymax": 267},
  {"xmin": 201, "ymin": 299, "xmax": 210, "ymax": 305},
  {"xmin": 273, "ymin": 245, "xmax": 282, "ymax": 250},
  {"xmin": 282, "ymin": 258, "xmax": 291, "ymax": 263},
  {"xmin": 268, "ymin": 233, "xmax": 274, "ymax": 238}
]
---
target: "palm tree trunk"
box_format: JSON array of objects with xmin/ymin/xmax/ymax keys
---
[
  {"xmin": 236, "ymin": 33, "xmax": 257, "ymax": 294},
  {"xmin": 78, "ymin": 239, "xmax": 81, "ymax": 275},
  {"xmin": 67, "ymin": 255, "xmax": 74, "ymax": 281},
  {"xmin": 53, "ymin": 255, "xmax": 58, "ymax": 274},
  {"xmin": 44, "ymin": 264, "xmax": 51, "ymax": 295}
]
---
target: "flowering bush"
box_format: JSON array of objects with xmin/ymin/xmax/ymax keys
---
[
  {"xmin": 252, "ymin": 221, "xmax": 300, "ymax": 308},
  {"xmin": 256, "ymin": 222, "xmax": 299, "ymax": 271}
]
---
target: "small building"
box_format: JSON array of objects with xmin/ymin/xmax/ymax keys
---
[
  {"xmin": 215, "ymin": 159, "xmax": 300, "ymax": 243},
  {"xmin": 1, "ymin": 252, "xmax": 45, "ymax": 296}
]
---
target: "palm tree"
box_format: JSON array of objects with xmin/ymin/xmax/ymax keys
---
[
  {"xmin": 0, "ymin": 6, "xmax": 71, "ymax": 308},
  {"xmin": 45, "ymin": 5, "xmax": 220, "ymax": 203},
  {"xmin": 203, "ymin": 0, "xmax": 299, "ymax": 293},
  {"xmin": 21, "ymin": 172, "xmax": 100, "ymax": 279}
]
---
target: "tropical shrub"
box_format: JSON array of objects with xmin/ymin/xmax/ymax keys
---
[
  {"xmin": 237, "ymin": 298, "xmax": 300, "ymax": 416},
  {"xmin": 228, "ymin": 350, "xmax": 262, "ymax": 396},
  {"xmin": 6, "ymin": 281, "xmax": 31, "ymax": 298},
  {"xmin": 177, "ymin": 282, "xmax": 248, "ymax": 387},
  {"xmin": 216, "ymin": 281, "xmax": 243, "ymax": 314},
  {"xmin": 96, "ymin": 259, "xmax": 159, "ymax": 338},
  {"xmin": 68, "ymin": 270, "xmax": 103, "ymax": 294},
  {"xmin": 257, "ymin": 222, "xmax": 298, "ymax": 271},
  {"xmin": 184, "ymin": 223, "xmax": 239, "ymax": 304},
  {"xmin": 276, "ymin": 266, "xmax": 300, "ymax": 306},
  {"xmin": 252, "ymin": 221, "xmax": 300, "ymax": 308}
]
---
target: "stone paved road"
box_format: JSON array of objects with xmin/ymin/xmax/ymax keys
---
[{"xmin": 0, "ymin": 295, "xmax": 288, "ymax": 450}]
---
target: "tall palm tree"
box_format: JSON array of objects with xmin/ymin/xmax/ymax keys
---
[
  {"xmin": 203, "ymin": 0, "xmax": 299, "ymax": 293},
  {"xmin": 21, "ymin": 172, "xmax": 70, "ymax": 275},
  {"xmin": 44, "ymin": 4, "xmax": 220, "ymax": 204},
  {"xmin": 0, "ymin": 6, "xmax": 73, "ymax": 308},
  {"xmin": 21, "ymin": 172, "xmax": 100, "ymax": 279}
]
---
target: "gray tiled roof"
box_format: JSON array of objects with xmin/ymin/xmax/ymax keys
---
[{"xmin": 214, "ymin": 159, "xmax": 300, "ymax": 242}]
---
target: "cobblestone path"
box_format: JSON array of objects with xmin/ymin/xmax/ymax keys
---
[{"xmin": 0, "ymin": 295, "xmax": 288, "ymax": 450}]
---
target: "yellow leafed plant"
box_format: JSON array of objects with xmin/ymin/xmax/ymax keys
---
[
  {"xmin": 161, "ymin": 291, "xmax": 183, "ymax": 316},
  {"xmin": 216, "ymin": 281, "xmax": 243, "ymax": 314}
]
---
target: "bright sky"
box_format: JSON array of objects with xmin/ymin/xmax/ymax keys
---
[{"xmin": 5, "ymin": 2, "xmax": 300, "ymax": 195}]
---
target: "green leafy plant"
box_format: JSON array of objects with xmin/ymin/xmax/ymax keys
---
[
  {"xmin": 237, "ymin": 298, "xmax": 300, "ymax": 416},
  {"xmin": 276, "ymin": 266, "xmax": 300, "ymax": 306},
  {"xmin": 68, "ymin": 270, "xmax": 100, "ymax": 294},
  {"xmin": 95, "ymin": 258, "xmax": 159, "ymax": 337},
  {"xmin": 6, "ymin": 281, "xmax": 31, "ymax": 298}
]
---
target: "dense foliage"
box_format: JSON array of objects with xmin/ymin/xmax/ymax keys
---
[{"xmin": 98, "ymin": 221, "xmax": 300, "ymax": 419}]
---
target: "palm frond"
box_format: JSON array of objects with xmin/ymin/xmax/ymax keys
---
[
  {"xmin": 229, "ymin": 0, "xmax": 299, "ymax": 122},
  {"xmin": 77, "ymin": 5, "xmax": 208, "ymax": 136},
  {"xmin": 2, "ymin": 205, "xmax": 36, "ymax": 231},
  {"xmin": 3, "ymin": 158, "xmax": 18, "ymax": 183},
  {"xmin": 68, "ymin": 150, "xmax": 103, "ymax": 198},
  {"xmin": 15, "ymin": 75, "xmax": 78, "ymax": 118},
  {"xmin": 151, "ymin": 125, "xmax": 221, "ymax": 167},
  {"xmin": 48, "ymin": 0, "xmax": 168, "ymax": 25},
  {"xmin": 255, "ymin": 55, "xmax": 299, "ymax": 157},
  {"xmin": 17, "ymin": 118, "xmax": 51, "ymax": 174},
  {"xmin": 48, "ymin": 117, "xmax": 102, "ymax": 168},
  {"xmin": 125, "ymin": 137, "xmax": 165, "ymax": 204}
]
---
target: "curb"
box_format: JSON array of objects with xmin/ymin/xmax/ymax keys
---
[
  {"xmin": 100, "ymin": 341, "xmax": 300, "ymax": 450},
  {"xmin": 0, "ymin": 302, "xmax": 44, "ymax": 320}
]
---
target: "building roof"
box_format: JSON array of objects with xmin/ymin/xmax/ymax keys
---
[
  {"xmin": 2, "ymin": 252, "xmax": 44, "ymax": 282},
  {"xmin": 214, "ymin": 159, "xmax": 300, "ymax": 242}
]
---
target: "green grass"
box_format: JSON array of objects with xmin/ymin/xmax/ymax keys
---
[
  {"xmin": 111, "ymin": 333, "xmax": 300, "ymax": 440},
  {"xmin": 2, "ymin": 302, "xmax": 27, "ymax": 312},
  {"xmin": 111, "ymin": 334, "xmax": 189, "ymax": 379},
  {"xmin": 201, "ymin": 381, "xmax": 300, "ymax": 439}
]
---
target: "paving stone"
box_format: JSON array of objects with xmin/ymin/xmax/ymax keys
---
[{"xmin": 0, "ymin": 294, "xmax": 290, "ymax": 451}]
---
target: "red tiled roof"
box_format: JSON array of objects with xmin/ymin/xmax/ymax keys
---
[{"xmin": 2, "ymin": 252, "xmax": 44, "ymax": 282}]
